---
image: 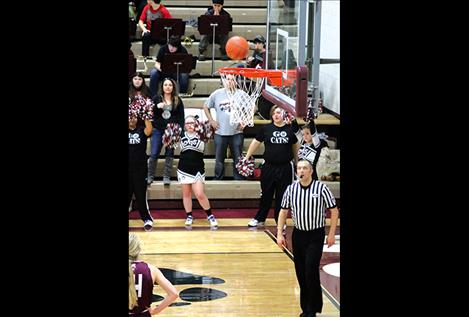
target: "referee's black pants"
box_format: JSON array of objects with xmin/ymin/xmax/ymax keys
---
[
  {"xmin": 292, "ymin": 227, "xmax": 325, "ymax": 315},
  {"xmin": 128, "ymin": 168, "xmax": 152, "ymax": 222},
  {"xmin": 254, "ymin": 161, "xmax": 294, "ymax": 223}
]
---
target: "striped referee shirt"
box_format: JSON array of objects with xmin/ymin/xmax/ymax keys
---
[{"xmin": 281, "ymin": 180, "xmax": 337, "ymax": 231}]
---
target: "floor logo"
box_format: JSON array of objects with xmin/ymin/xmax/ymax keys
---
[{"xmin": 152, "ymin": 268, "xmax": 227, "ymax": 307}]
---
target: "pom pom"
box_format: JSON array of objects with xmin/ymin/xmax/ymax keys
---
[
  {"xmin": 128, "ymin": 95, "xmax": 154, "ymax": 120},
  {"xmin": 235, "ymin": 156, "xmax": 255, "ymax": 177},
  {"xmin": 303, "ymin": 97, "xmax": 323, "ymax": 122},
  {"xmin": 193, "ymin": 119, "xmax": 215, "ymax": 142},
  {"xmin": 162, "ymin": 123, "xmax": 182, "ymax": 149},
  {"xmin": 282, "ymin": 109, "xmax": 295, "ymax": 125}
]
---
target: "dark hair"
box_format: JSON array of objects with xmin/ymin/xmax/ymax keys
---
[
  {"xmin": 152, "ymin": 0, "xmax": 162, "ymax": 4},
  {"xmin": 168, "ymin": 35, "xmax": 181, "ymax": 47},
  {"xmin": 253, "ymin": 35, "xmax": 266, "ymax": 44},
  {"xmin": 157, "ymin": 77, "xmax": 180, "ymax": 109},
  {"xmin": 212, "ymin": 0, "xmax": 224, "ymax": 5},
  {"xmin": 132, "ymin": 72, "xmax": 144, "ymax": 79},
  {"xmin": 129, "ymin": 72, "xmax": 151, "ymax": 98}
]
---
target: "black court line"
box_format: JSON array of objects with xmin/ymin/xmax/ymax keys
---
[
  {"xmin": 264, "ymin": 230, "xmax": 294, "ymax": 260},
  {"xmin": 264, "ymin": 230, "xmax": 340, "ymax": 311}
]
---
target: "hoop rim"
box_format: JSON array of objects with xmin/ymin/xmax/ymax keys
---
[{"xmin": 218, "ymin": 67, "xmax": 282, "ymax": 78}]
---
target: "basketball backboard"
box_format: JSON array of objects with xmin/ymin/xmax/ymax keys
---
[{"xmin": 263, "ymin": 0, "xmax": 340, "ymax": 117}]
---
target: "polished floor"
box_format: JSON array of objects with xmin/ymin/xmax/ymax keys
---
[{"xmin": 130, "ymin": 218, "xmax": 340, "ymax": 316}]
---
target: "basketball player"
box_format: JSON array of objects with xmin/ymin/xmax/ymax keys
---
[{"xmin": 129, "ymin": 233, "xmax": 179, "ymax": 316}]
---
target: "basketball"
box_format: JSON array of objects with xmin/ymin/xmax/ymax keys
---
[{"xmin": 226, "ymin": 36, "xmax": 249, "ymax": 60}]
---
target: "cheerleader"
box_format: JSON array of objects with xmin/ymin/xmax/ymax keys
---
[
  {"xmin": 298, "ymin": 120, "xmax": 329, "ymax": 180},
  {"xmin": 177, "ymin": 115, "xmax": 218, "ymax": 228}
]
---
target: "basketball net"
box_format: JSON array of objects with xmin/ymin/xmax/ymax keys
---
[{"xmin": 219, "ymin": 68, "xmax": 269, "ymax": 127}]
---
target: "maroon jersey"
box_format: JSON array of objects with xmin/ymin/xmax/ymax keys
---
[{"xmin": 130, "ymin": 261, "xmax": 154, "ymax": 315}]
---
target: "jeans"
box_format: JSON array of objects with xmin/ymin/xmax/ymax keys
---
[
  {"xmin": 150, "ymin": 128, "xmax": 174, "ymax": 159},
  {"xmin": 149, "ymin": 69, "xmax": 189, "ymax": 97},
  {"xmin": 214, "ymin": 133, "xmax": 245, "ymax": 180}
]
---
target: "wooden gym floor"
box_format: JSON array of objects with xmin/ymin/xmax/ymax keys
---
[{"xmin": 129, "ymin": 218, "xmax": 340, "ymax": 316}]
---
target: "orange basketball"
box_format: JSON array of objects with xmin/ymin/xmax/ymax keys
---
[{"xmin": 226, "ymin": 36, "xmax": 249, "ymax": 60}]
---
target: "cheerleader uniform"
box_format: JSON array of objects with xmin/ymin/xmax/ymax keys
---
[
  {"xmin": 298, "ymin": 137, "xmax": 328, "ymax": 180},
  {"xmin": 177, "ymin": 132, "xmax": 206, "ymax": 184}
]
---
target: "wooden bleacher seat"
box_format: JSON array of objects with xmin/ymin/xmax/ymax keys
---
[
  {"xmin": 132, "ymin": 40, "xmax": 256, "ymax": 59},
  {"xmin": 168, "ymin": 7, "xmax": 267, "ymax": 24},
  {"xmin": 144, "ymin": 78, "xmax": 222, "ymax": 96},
  {"xmin": 137, "ymin": 58, "xmax": 242, "ymax": 77},
  {"xmin": 147, "ymin": 180, "xmax": 340, "ymax": 199},
  {"xmin": 133, "ymin": 25, "xmax": 267, "ymax": 43},
  {"xmin": 167, "ymin": 0, "xmax": 268, "ymax": 7}
]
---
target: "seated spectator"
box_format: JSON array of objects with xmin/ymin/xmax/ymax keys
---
[
  {"xmin": 198, "ymin": 0, "xmax": 231, "ymax": 61},
  {"xmin": 246, "ymin": 35, "xmax": 266, "ymax": 68},
  {"xmin": 138, "ymin": 0, "xmax": 172, "ymax": 57},
  {"xmin": 149, "ymin": 35, "xmax": 189, "ymax": 97}
]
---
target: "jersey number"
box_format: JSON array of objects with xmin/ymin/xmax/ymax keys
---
[{"xmin": 134, "ymin": 273, "xmax": 143, "ymax": 297}]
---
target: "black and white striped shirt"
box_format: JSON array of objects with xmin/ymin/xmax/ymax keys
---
[{"xmin": 281, "ymin": 180, "xmax": 336, "ymax": 231}]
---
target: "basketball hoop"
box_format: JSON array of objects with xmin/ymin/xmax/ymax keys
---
[{"xmin": 219, "ymin": 67, "xmax": 282, "ymax": 127}]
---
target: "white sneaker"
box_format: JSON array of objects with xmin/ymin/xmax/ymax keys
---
[
  {"xmin": 147, "ymin": 176, "xmax": 154, "ymax": 185},
  {"xmin": 143, "ymin": 220, "xmax": 153, "ymax": 231},
  {"xmin": 208, "ymin": 215, "xmax": 218, "ymax": 227},
  {"xmin": 248, "ymin": 219, "xmax": 265, "ymax": 227},
  {"xmin": 185, "ymin": 215, "xmax": 193, "ymax": 226},
  {"xmin": 248, "ymin": 218, "xmax": 258, "ymax": 227}
]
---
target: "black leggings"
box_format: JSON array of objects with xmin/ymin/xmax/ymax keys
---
[
  {"xmin": 128, "ymin": 169, "xmax": 152, "ymax": 222},
  {"xmin": 254, "ymin": 161, "xmax": 294, "ymax": 223}
]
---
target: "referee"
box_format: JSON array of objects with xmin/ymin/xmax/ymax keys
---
[{"xmin": 277, "ymin": 160, "xmax": 339, "ymax": 317}]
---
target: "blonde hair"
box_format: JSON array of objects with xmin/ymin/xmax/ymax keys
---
[{"xmin": 129, "ymin": 233, "xmax": 141, "ymax": 310}]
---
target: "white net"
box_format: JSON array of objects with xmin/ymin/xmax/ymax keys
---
[{"xmin": 219, "ymin": 69, "xmax": 266, "ymax": 127}]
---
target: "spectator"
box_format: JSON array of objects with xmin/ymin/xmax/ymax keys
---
[
  {"xmin": 244, "ymin": 105, "xmax": 299, "ymax": 227},
  {"xmin": 203, "ymin": 74, "xmax": 248, "ymax": 180},
  {"xmin": 138, "ymin": 0, "xmax": 172, "ymax": 57},
  {"xmin": 198, "ymin": 0, "xmax": 231, "ymax": 61},
  {"xmin": 147, "ymin": 78, "xmax": 185, "ymax": 185},
  {"xmin": 149, "ymin": 35, "xmax": 189, "ymax": 97}
]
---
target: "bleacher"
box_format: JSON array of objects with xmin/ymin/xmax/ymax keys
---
[{"xmin": 130, "ymin": 0, "xmax": 340, "ymax": 208}]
